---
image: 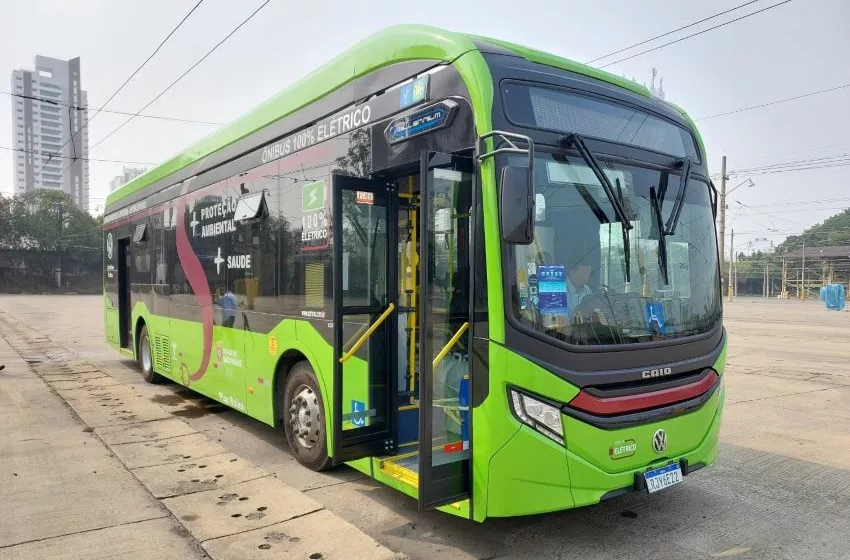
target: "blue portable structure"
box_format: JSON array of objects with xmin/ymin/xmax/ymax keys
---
[{"xmin": 823, "ymin": 283, "xmax": 846, "ymax": 311}]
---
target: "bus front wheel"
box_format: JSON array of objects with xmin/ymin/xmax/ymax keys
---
[
  {"xmin": 137, "ymin": 326, "xmax": 161, "ymax": 384},
  {"xmin": 282, "ymin": 361, "xmax": 331, "ymax": 471}
]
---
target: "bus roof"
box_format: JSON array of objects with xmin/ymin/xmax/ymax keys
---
[{"xmin": 106, "ymin": 24, "xmax": 661, "ymax": 209}]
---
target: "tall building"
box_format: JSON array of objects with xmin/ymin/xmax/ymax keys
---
[
  {"xmin": 109, "ymin": 166, "xmax": 147, "ymax": 193},
  {"xmin": 10, "ymin": 56, "xmax": 89, "ymax": 209}
]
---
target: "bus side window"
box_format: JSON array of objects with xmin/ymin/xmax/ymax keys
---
[{"xmin": 228, "ymin": 164, "xmax": 279, "ymax": 316}]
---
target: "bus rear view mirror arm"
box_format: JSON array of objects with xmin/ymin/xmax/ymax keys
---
[
  {"xmin": 476, "ymin": 131, "xmax": 536, "ymax": 244},
  {"xmin": 476, "ymin": 130, "xmax": 535, "ymax": 169}
]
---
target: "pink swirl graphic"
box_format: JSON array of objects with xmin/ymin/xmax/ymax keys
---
[{"xmin": 175, "ymin": 185, "xmax": 214, "ymax": 381}]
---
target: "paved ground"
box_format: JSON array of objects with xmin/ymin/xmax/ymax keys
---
[
  {"xmin": 0, "ymin": 301, "xmax": 397, "ymax": 560},
  {"xmin": 1, "ymin": 295, "xmax": 849, "ymax": 559}
]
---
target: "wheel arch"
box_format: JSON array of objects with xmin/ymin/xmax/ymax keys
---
[{"xmin": 271, "ymin": 344, "xmax": 329, "ymax": 432}]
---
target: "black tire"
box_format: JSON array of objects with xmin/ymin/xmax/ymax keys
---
[
  {"xmin": 282, "ymin": 361, "xmax": 332, "ymax": 471},
  {"xmin": 137, "ymin": 325, "xmax": 161, "ymax": 384}
]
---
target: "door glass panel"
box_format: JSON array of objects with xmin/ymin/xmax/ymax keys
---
[
  {"xmin": 338, "ymin": 313, "xmax": 388, "ymax": 432},
  {"xmin": 340, "ymin": 189, "xmax": 388, "ymax": 309},
  {"xmin": 420, "ymin": 155, "xmax": 474, "ymax": 509},
  {"xmin": 332, "ymin": 175, "xmax": 396, "ymax": 463}
]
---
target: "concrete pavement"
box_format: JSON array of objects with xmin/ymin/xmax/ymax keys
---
[
  {"xmin": 2, "ymin": 295, "xmax": 850, "ymax": 559},
  {"xmin": 0, "ymin": 308, "xmax": 400, "ymax": 560},
  {"xmin": 0, "ymin": 321, "xmax": 204, "ymax": 559}
]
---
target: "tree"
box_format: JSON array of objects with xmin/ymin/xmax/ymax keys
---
[
  {"xmin": 2, "ymin": 190, "xmax": 102, "ymax": 275},
  {"xmin": 0, "ymin": 194, "xmax": 11, "ymax": 249},
  {"xmin": 774, "ymin": 209, "xmax": 850, "ymax": 254}
]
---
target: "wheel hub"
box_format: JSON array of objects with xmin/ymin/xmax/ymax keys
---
[{"xmin": 289, "ymin": 385, "xmax": 321, "ymax": 449}]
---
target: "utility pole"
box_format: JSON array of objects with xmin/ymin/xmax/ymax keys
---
[
  {"xmin": 732, "ymin": 255, "xmax": 738, "ymax": 297},
  {"xmin": 718, "ymin": 156, "xmax": 727, "ymax": 271},
  {"xmin": 767, "ymin": 264, "xmax": 772, "ymax": 297},
  {"xmin": 801, "ymin": 236, "xmax": 806, "ymax": 300},
  {"xmin": 781, "ymin": 258, "xmax": 787, "ymax": 298},
  {"xmin": 728, "ymin": 229, "xmax": 734, "ymax": 302},
  {"xmin": 763, "ymin": 265, "xmax": 766, "ymax": 298}
]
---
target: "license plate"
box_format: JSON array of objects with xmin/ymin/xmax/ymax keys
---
[{"xmin": 644, "ymin": 463, "xmax": 683, "ymax": 493}]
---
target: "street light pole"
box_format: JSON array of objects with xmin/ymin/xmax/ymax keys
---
[
  {"xmin": 718, "ymin": 156, "xmax": 727, "ymax": 272},
  {"xmin": 801, "ymin": 235, "xmax": 806, "ymax": 300},
  {"xmin": 728, "ymin": 229, "xmax": 734, "ymax": 302}
]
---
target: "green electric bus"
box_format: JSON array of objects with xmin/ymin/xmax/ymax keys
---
[{"xmin": 103, "ymin": 25, "xmax": 726, "ymax": 521}]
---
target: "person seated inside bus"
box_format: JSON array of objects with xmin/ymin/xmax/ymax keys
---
[{"xmin": 518, "ymin": 219, "xmax": 600, "ymax": 325}]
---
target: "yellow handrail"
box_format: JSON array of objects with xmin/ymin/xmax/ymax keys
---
[
  {"xmin": 432, "ymin": 322, "xmax": 469, "ymax": 367},
  {"xmin": 339, "ymin": 303, "xmax": 395, "ymax": 363}
]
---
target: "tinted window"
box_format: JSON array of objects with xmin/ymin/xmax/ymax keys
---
[
  {"xmin": 229, "ymin": 164, "xmax": 278, "ymax": 318},
  {"xmin": 505, "ymin": 152, "xmax": 720, "ymax": 346},
  {"xmin": 503, "ymin": 84, "xmax": 700, "ymax": 161}
]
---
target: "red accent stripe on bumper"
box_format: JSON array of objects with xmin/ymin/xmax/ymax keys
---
[{"xmin": 568, "ymin": 370, "xmax": 719, "ymax": 416}]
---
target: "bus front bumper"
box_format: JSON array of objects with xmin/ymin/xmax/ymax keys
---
[{"xmin": 486, "ymin": 382, "xmax": 724, "ymax": 517}]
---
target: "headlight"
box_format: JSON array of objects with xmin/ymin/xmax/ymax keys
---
[{"xmin": 509, "ymin": 387, "xmax": 564, "ymax": 444}]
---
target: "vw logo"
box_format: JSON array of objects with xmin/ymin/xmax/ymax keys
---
[{"xmin": 652, "ymin": 429, "xmax": 668, "ymax": 453}]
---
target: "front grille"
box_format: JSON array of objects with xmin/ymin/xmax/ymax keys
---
[{"xmin": 584, "ymin": 368, "xmax": 709, "ymax": 399}]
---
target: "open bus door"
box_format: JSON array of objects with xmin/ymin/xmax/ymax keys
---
[
  {"xmin": 418, "ymin": 151, "xmax": 474, "ymax": 510},
  {"xmin": 331, "ymin": 174, "xmax": 398, "ymax": 464}
]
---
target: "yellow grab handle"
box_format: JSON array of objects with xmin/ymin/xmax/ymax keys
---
[
  {"xmin": 339, "ymin": 303, "xmax": 395, "ymax": 364},
  {"xmin": 433, "ymin": 322, "xmax": 470, "ymax": 368}
]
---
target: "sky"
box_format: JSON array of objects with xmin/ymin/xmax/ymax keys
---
[{"xmin": 1, "ymin": 0, "xmax": 849, "ymax": 253}]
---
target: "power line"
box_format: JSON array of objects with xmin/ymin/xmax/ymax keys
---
[
  {"xmin": 598, "ymin": 0, "xmax": 794, "ymax": 68},
  {"xmin": 0, "ymin": 145, "xmax": 157, "ymax": 166},
  {"xmin": 734, "ymin": 162, "xmax": 850, "ymax": 176},
  {"xmin": 737, "ymin": 205, "xmax": 850, "ymax": 214},
  {"xmin": 2, "ymin": 90, "xmax": 223, "ymax": 126},
  {"xmin": 586, "ymin": 0, "xmax": 758, "ymax": 64},
  {"xmin": 729, "ymin": 143, "xmax": 850, "ymax": 165},
  {"xmin": 695, "ymin": 83, "xmax": 850, "ymax": 121},
  {"xmin": 85, "ymin": 0, "xmax": 273, "ymax": 158},
  {"xmin": 721, "ymin": 154, "xmax": 850, "ymax": 175},
  {"xmin": 732, "ymin": 197, "xmax": 850, "ymax": 208},
  {"xmin": 711, "ymin": 154, "xmax": 850, "ymax": 177},
  {"xmin": 33, "ymin": 0, "xmax": 205, "ymax": 179}
]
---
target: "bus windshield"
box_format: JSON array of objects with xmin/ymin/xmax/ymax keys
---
[{"xmin": 506, "ymin": 151, "xmax": 721, "ymax": 346}]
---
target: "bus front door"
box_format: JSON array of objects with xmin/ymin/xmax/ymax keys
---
[
  {"xmin": 331, "ymin": 174, "xmax": 398, "ymax": 464},
  {"xmin": 418, "ymin": 151, "xmax": 474, "ymax": 510}
]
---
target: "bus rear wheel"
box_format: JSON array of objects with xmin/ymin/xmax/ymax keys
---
[
  {"xmin": 137, "ymin": 325, "xmax": 161, "ymax": 384},
  {"xmin": 282, "ymin": 361, "xmax": 331, "ymax": 471}
]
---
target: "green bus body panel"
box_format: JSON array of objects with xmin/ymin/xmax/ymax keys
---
[
  {"xmin": 475, "ymin": 341, "xmax": 727, "ymax": 519},
  {"xmin": 451, "ymin": 50, "xmax": 505, "ymax": 343},
  {"xmin": 466, "ymin": 34, "xmax": 651, "ymax": 99},
  {"xmin": 127, "ymin": 303, "xmax": 359, "ymax": 453}
]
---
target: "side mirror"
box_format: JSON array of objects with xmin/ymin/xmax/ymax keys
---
[{"xmin": 500, "ymin": 165, "xmax": 535, "ymax": 244}]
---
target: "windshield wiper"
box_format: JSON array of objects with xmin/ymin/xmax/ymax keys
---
[
  {"xmin": 564, "ymin": 134, "xmax": 633, "ymax": 282},
  {"xmin": 615, "ymin": 178, "xmax": 631, "ymax": 283},
  {"xmin": 650, "ymin": 186, "xmax": 669, "ymax": 285},
  {"xmin": 565, "ymin": 134, "xmax": 634, "ymax": 231},
  {"xmin": 664, "ymin": 157, "xmax": 692, "ymax": 235}
]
